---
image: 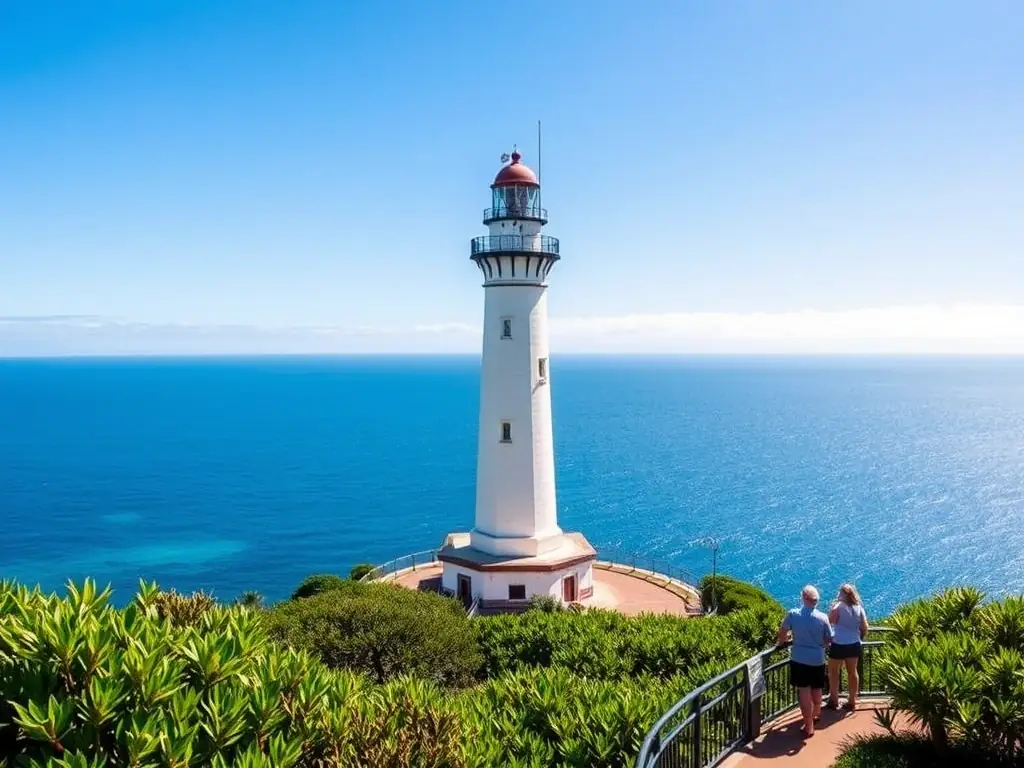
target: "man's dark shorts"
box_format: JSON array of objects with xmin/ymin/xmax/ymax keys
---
[{"xmin": 790, "ymin": 661, "xmax": 826, "ymax": 689}]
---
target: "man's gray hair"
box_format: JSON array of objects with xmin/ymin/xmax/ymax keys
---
[{"xmin": 801, "ymin": 585, "xmax": 819, "ymax": 603}]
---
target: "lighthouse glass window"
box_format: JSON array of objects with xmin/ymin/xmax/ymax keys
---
[
  {"xmin": 500, "ymin": 421, "xmax": 512, "ymax": 443},
  {"xmin": 501, "ymin": 317, "xmax": 512, "ymax": 339}
]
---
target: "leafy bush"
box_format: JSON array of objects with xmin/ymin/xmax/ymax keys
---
[
  {"xmin": 0, "ymin": 579, "xmax": 466, "ymax": 767},
  {"xmin": 877, "ymin": 588, "xmax": 1024, "ymax": 763},
  {"xmin": 527, "ymin": 594, "xmax": 563, "ymax": 613},
  {"xmin": 475, "ymin": 606, "xmax": 771, "ymax": 681},
  {"xmin": 460, "ymin": 666, "xmax": 697, "ymax": 767},
  {"xmin": 834, "ymin": 733, "xmax": 979, "ymax": 768},
  {"xmin": 150, "ymin": 587, "xmax": 217, "ymax": 626},
  {"xmin": 0, "ymin": 573, "xmax": 793, "ymax": 768},
  {"xmin": 235, "ymin": 590, "xmax": 265, "ymax": 609},
  {"xmin": 348, "ymin": 563, "xmax": 376, "ymax": 582},
  {"xmin": 290, "ymin": 573, "xmax": 350, "ymax": 600},
  {"xmin": 265, "ymin": 581, "xmax": 482, "ymax": 688},
  {"xmin": 699, "ymin": 574, "xmax": 781, "ymax": 616}
]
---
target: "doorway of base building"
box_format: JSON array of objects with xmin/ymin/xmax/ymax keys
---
[
  {"xmin": 562, "ymin": 574, "xmax": 577, "ymax": 603},
  {"xmin": 457, "ymin": 574, "xmax": 472, "ymax": 608}
]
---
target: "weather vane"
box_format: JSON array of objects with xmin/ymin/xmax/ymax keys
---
[{"xmin": 500, "ymin": 144, "xmax": 518, "ymax": 163}]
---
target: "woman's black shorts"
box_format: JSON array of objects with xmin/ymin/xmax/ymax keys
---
[
  {"xmin": 829, "ymin": 642, "xmax": 862, "ymax": 660},
  {"xmin": 789, "ymin": 661, "xmax": 826, "ymax": 689}
]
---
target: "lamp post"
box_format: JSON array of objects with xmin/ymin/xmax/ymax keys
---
[{"xmin": 694, "ymin": 537, "xmax": 721, "ymax": 614}]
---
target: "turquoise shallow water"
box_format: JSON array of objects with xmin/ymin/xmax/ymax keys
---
[{"xmin": 2, "ymin": 355, "xmax": 1023, "ymax": 614}]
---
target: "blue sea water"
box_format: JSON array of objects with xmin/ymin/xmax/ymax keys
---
[{"xmin": 2, "ymin": 355, "xmax": 1024, "ymax": 615}]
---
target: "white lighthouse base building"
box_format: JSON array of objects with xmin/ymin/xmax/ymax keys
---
[{"xmin": 439, "ymin": 532, "xmax": 595, "ymax": 609}]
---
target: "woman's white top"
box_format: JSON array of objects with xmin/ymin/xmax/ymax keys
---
[{"xmin": 832, "ymin": 602, "xmax": 866, "ymax": 645}]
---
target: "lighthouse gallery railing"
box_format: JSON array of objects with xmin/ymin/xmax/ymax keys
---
[{"xmin": 470, "ymin": 234, "xmax": 560, "ymax": 256}]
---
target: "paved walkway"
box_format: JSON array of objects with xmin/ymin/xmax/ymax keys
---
[
  {"xmin": 384, "ymin": 562, "xmax": 700, "ymax": 616},
  {"xmin": 722, "ymin": 701, "xmax": 890, "ymax": 768}
]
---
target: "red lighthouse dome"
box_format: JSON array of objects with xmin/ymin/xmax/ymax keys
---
[{"xmin": 492, "ymin": 150, "xmax": 539, "ymax": 188}]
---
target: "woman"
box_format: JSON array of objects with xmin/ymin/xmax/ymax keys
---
[
  {"xmin": 827, "ymin": 583, "xmax": 869, "ymax": 711},
  {"xmin": 777, "ymin": 584, "xmax": 832, "ymax": 737}
]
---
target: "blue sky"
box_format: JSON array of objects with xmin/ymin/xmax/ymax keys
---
[{"xmin": 2, "ymin": 1, "xmax": 1023, "ymax": 354}]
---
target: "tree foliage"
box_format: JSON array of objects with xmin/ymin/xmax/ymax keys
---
[
  {"xmin": 698, "ymin": 574, "xmax": 781, "ymax": 616},
  {"xmin": 289, "ymin": 574, "xmax": 350, "ymax": 601},
  {"xmin": 265, "ymin": 582, "xmax": 482, "ymax": 688},
  {"xmin": 347, "ymin": 564, "xmax": 376, "ymax": 582}
]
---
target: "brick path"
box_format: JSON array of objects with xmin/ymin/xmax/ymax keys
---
[{"xmin": 722, "ymin": 701, "xmax": 890, "ymax": 767}]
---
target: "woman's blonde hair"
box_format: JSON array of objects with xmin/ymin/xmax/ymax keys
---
[{"xmin": 838, "ymin": 583, "xmax": 861, "ymax": 606}]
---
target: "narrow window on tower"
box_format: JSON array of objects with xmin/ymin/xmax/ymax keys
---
[
  {"xmin": 501, "ymin": 317, "xmax": 512, "ymax": 339},
  {"xmin": 538, "ymin": 357, "xmax": 548, "ymax": 381},
  {"xmin": 508, "ymin": 584, "xmax": 526, "ymax": 600},
  {"xmin": 500, "ymin": 421, "xmax": 512, "ymax": 443}
]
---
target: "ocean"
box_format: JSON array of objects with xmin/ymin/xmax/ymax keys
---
[{"xmin": 2, "ymin": 355, "xmax": 1023, "ymax": 615}]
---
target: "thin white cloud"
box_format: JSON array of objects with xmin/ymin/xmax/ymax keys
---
[
  {"xmin": 550, "ymin": 305, "xmax": 1024, "ymax": 352},
  {"xmin": 553, "ymin": 305, "xmax": 1024, "ymax": 340},
  {"xmin": 1, "ymin": 305, "xmax": 1023, "ymax": 355},
  {"xmin": 411, "ymin": 322, "xmax": 478, "ymax": 335}
]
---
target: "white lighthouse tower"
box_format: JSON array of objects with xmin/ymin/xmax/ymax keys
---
[{"xmin": 438, "ymin": 149, "xmax": 596, "ymax": 610}]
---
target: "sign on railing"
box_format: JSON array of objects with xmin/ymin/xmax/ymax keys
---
[{"xmin": 746, "ymin": 655, "xmax": 766, "ymax": 699}]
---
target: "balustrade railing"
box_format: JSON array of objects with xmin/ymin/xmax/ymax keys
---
[
  {"xmin": 594, "ymin": 547, "xmax": 699, "ymax": 592},
  {"xmin": 637, "ymin": 628, "xmax": 894, "ymax": 768},
  {"xmin": 358, "ymin": 549, "xmax": 439, "ymax": 583},
  {"xmin": 482, "ymin": 205, "xmax": 548, "ymax": 222},
  {"xmin": 470, "ymin": 234, "xmax": 560, "ymax": 256}
]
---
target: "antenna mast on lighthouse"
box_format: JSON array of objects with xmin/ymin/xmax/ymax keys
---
[{"xmin": 537, "ymin": 120, "xmax": 542, "ymax": 210}]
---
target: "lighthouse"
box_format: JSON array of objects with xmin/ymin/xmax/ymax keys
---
[{"xmin": 438, "ymin": 149, "xmax": 596, "ymax": 610}]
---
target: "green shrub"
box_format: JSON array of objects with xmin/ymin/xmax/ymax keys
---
[
  {"xmin": 150, "ymin": 587, "xmax": 217, "ymax": 626},
  {"xmin": 699, "ymin": 574, "xmax": 781, "ymax": 616},
  {"xmin": 0, "ymin": 574, "xmax": 794, "ymax": 768},
  {"xmin": 720, "ymin": 604, "xmax": 786, "ymax": 650},
  {"xmin": 834, "ymin": 733, "xmax": 980, "ymax": 768},
  {"xmin": 265, "ymin": 582, "xmax": 482, "ymax": 688},
  {"xmin": 235, "ymin": 590, "xmax": 265, "ymax": 609},
  {"xmin": 0, "ymin": 579, "xmax": 466, "ymax": 767},
  {"xmin": 528, "ymin": 594, "xmax": 563, "ymax": 613},
  {"xmin": 348, "ymin": 563, "xmax": 376, "ymax": 582},
  {"xmin": 290, "ymin": 573, "xmax": 350, "ymax": 600},
  {"xmin": 877, "ymin": 588, "xmax": 1024, "ymax": 763},
  {"xmin": 460, "ymin": 666, "xmax": 698, "ymax": 767},
  {"xmin": 475, "ymin": 606, "xmax": 768, "ymax": 681}
]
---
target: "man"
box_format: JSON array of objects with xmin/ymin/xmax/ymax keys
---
[{"xmin": 777, "ymin": 584, "xmax": 833, "ymax": 737}]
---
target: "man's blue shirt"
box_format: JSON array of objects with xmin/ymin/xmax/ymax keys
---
[{"xmin": 783, "ymin": 606, "xmax": 832, "ymax": 666}]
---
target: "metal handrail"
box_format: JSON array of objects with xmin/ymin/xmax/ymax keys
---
[
  {"xmin": 594, "ymin": 547, "xmax": 699, "ymax": 589},
  {"xmin": 637, "ymin": 627, "xmax": 895, "ymax": 768},
  {"xmin": 482, "ymin": 205, "xmax": 548, "ymax": 222},
  {"xmin": 358, "ymin": 549, "xmax": 440, "ymax": 583},
  {"xmin": 470, "ymin": 234, "xmax": 560, "ymax": 256}
]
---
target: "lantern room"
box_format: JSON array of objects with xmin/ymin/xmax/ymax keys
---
[{"xmin": 483, "ymin": 150, "xmax": 547, "ymax": 224}]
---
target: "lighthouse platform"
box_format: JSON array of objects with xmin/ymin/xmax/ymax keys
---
[{"xmin": 367, "ymin": 549, "xmax": 702, "ymax": 617}]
